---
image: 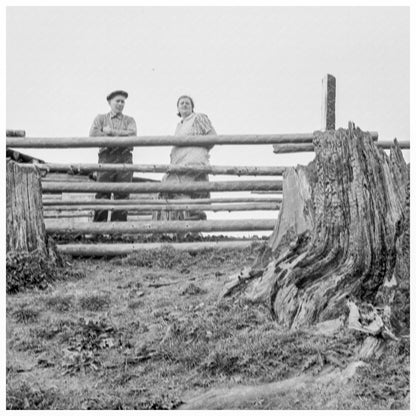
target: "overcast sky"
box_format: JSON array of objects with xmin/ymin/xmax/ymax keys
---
[{"xmin": 6, "ymin": 6, "xmax": 410, "ymax": 232}]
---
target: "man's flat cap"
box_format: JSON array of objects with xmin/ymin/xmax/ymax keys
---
[{"xmin": 106, "ymin": 90, "xmax": 128, "ymax": 101}]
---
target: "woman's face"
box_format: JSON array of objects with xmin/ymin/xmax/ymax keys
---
[{"xmin": 177, "ymin": 97, "xmax": 193, "ymax": 118}]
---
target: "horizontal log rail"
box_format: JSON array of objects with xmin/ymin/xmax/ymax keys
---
[
  {"xmin": 33, "ymin": 162, "xmax": 287, "ymax": 176},
  {"xmin": 6, "ymin": 130, "xmax": 26, "ymax": 137},
  {"xmin": 6, "ymin": 132, "xmax": 379, "ymax": 149},
  {"xmin": 251, "ymin": 191, "xmax": 282, "ymax": 195},
  {"xmin": 45, "ymin": 214, "xmax": 153, "ymax": 219},
  {"xmin": 42, "ymin": 180, "xmax": 283, "ymax": 194},
  {"xmin": 44, "ymin": 212, "xmax": 93, "ymax": 218},
  {"xmin": 41, "ymin": 175, "xmax": 159, "ymax": 184},
  {"xmin": 46, "ymin": 219, "xmax": 277, "ymax": 234},
  {"xmin": 43, "ymin": 202, "xmax": 281, "ymax": 212},
  {"xmin": 42, "ymin": 196, "xmax": 283, "ymax": 206},
  {"xmin": 56, "ymin": 240, "xmax": 260, "ymax": 256},
  {"xmin": 273, "ymin": 140, "xmax": 410, "ymax": 154}
]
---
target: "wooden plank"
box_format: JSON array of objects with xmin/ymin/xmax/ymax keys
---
[
  {"xmin": 43, "ymin": 194, "xmax": 63, "ymax": 201},
  {"xmin": 41, "ymin": 180, "xmax": 283, "ymax": 194},
  {"xmin": 321, "ymin": 74, "xmax": 336, "ymax": 130},
  {"xmin": 56, "ymin": 240, "xmax": 261, "ymax": 256},
  {"xmin": 43, "ymin": 202, "xmax": 281, "ymax": 212},
  {"xmin": 42, "ymin": 173, "xmax": 93, "ymax": 182},
  {"xmin": 273, "ymin": 140, "xmax": 409, "ymax": 154},
  {"xmin": 377, "ymin": 141, "xmax": 410, "ymax": 149},
  {"xmin": 251, "ymin": 191, "xmax": 282, "ymax": 195},
  {"xmin": 34, "ymin": 162, "xmax": 287, "ymax": 176},
  {"xmin": 44, "ymin": 212, "xmax": 93, "ymax": 219},
  {"xmin": 273, "ymin": 143, "xmax": 314, "ymax": 153},
  {"xmin": 46, "ymin": 219, "xmax": 277, "ymax": 234},
  {"xmin": 6, "ymin": 133, "xmax": 318, "ymax": 148},
  {"xmin": 42, "ymin": 196, "xmax": 283, "ymax": 206},
  {"xmin": 6, "ymin": 132, "xmax": 380, "ymax": 149},
  {"xmin": 126, "ymin": 215, "xmax": 154, "ymax": 221},
  {"xmin": 6, "ymin": 130, "xmax": 26, "ymax": 137}
]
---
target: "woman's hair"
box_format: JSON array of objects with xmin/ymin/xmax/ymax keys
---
[{"xmin": 177, "ymin": 95, "xmax": 194, "ymax": 117}]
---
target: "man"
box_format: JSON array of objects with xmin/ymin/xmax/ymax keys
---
[{"xmin": 89, "ymin": 90, "xmax": 137, "ymax": 222}]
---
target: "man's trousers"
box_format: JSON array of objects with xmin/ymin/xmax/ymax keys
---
[{"xmin": 93, "ymin": 148, "xmax": 133, "ymax": 222}]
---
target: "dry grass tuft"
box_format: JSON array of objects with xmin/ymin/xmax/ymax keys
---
[
  {"xmin": 11, "ymin": 304, "xmax": 41, "ymax": 324},
  {"xmin": 77, "ymin": 293, "xmax": 111, "ymax": 311},
  {"xmin": 43, "ymin": 295, "xmax": 74, "ymax": 313}
]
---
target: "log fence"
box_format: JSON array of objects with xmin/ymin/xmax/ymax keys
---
[
  {"xmin": 5, "ymin": 132, "xmax": 379, "ymax": 149},
  {"xmin": 273, "ymin": 140, "xmax": 410, "ymax": 154},
  {"xmin": 33, "ymin": 162, "xmax": 287, "ymax": 176},
  {"xmin": 43, "ymin": 202, "xmax": 281, "ymax": 212},
  {"xmin": 6, "ymin": 74, "xmax": 410, "ymax": 256},
  {"xmin": 41, "ymin": 180, "xmax": 283, "ymax": 194},
  {"xmin": 42, "ymin": 196, "xmax": 283, "ymax": 206}
]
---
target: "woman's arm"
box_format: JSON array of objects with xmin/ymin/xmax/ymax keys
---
[
  {"xmin": 194, "ymin": 113, "xmax": 216, "ymax": 135},
  {"xmin": 194, "ymin": 113, "xmax": 216, "ymax": 149}
]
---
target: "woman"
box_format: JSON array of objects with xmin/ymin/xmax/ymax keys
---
[{"xmin": 154, "ymin": 95, "xmax": 217, "ymax": 221}]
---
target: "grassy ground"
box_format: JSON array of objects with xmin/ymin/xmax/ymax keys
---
[{"xmin": 6, "ymin": 246, "xmax": 410, "ymax": 410}]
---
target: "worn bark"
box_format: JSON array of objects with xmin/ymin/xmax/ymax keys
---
[
  {"xmin": 240, "ymin": 124, "xmax": 409, "ymax": 332},
  {"xmin": 6, "ymin": 160, "xmax": 47, "ymax": 254}
]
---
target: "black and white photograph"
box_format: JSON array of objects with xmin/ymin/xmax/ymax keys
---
[{"xmin": 4, "ymin": 3, "xmax": 413, "ymax": 412}]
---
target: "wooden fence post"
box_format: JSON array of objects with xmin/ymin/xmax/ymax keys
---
[
  {"xmin": 6, "ymin": 160, "xmax": 47, "ymax": 254},
  {"xmin": 321, "ymin": 74, "xmax": 336, "ymax": 130}
]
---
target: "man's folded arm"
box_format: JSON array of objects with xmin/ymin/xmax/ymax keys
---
[
  {"xmin": 112, "ymin": 118, "xmax": 137, "ymax": 136},
  {"xmin": 89, "ymin": 115, "xmax": 104, "ymax": 137}
]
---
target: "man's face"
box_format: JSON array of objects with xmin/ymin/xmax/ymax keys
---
[{"xmin": 109, "ymin": 95, "xmax": 125, "ymax": 114}]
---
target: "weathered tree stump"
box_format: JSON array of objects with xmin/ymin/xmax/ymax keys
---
[
  {"xmin": 236, "ymin": 124, "xmax": 409, "ymax": 336},
  {"xmin": 6, "ymin": 160, "xmax": 47, "ymax": 254}
]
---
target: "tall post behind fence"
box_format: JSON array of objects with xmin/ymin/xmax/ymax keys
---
[{"xmin": 321, "ymin": 74, "xmax": 336, "ymax": 130}]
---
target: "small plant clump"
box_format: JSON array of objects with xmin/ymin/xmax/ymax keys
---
[
  {"xmin": 61, "ymin": 317, "xmax": 117, "ymax": 376},
  {"xmin": 77, "ymin": 293, "xmax": 111, "ymax": 311},
  {"xmin": 6, "ymin": 382, "xmax": 65, "ymax": 410},
  {"xmin": 11, "ymin": 304, "xmax": 41, "ymax": 324},
  {"xmin": 352, "ymin": 338, "xmax": 410, "ymax": 409},
  {"xmin": 6, "ymin": 250, "xmax": 84, "ymax": 294}
]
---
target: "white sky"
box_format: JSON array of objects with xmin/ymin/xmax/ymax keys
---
[{"xmin": 6, "ymin": 6, "xmax": 410, "ymax": 234}]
